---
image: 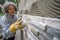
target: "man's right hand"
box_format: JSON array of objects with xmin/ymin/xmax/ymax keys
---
[{"xmin": 9, "ymin": 21, "xmax": 23, "ymax": 33}]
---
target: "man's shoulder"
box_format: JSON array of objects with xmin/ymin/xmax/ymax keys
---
[
  {"xmin": 1, "ymin": 14, "xmax": 7, "ymax": 22},
  {"xmin": 14, "ymin": 14, "xmax": 18, "ymax": 19}
]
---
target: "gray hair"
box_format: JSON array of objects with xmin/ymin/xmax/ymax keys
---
[{"xmin": 2, "ymin": 2, "xmax": 17, "ymax": 13}]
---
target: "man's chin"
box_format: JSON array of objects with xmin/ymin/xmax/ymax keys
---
[{"xmin": 10, "ymin": 14, "xmax": 14, "ymax": 16}]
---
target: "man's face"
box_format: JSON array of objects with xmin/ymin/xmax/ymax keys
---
[{"xmin": 8, "ymin": 5, "xmax": 15, "ymax": 16}]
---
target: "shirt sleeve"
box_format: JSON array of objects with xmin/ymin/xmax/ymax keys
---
[{"xmin": 1, "ymin": 16, "xmax": 15, "ymax": 39}]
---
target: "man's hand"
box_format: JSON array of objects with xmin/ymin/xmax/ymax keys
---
[{"xmin": 9, "ymin": 21, "xmax": 23, "ymax": 33}]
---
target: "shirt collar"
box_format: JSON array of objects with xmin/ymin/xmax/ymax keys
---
[{"xmin": 5, "ymin": 13, "xmax": 14, "ymax": 18}]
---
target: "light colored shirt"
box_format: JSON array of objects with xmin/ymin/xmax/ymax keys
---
[{"xmin": 0, "ymin": 14, "xmax": 17, "ymax": 39}]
